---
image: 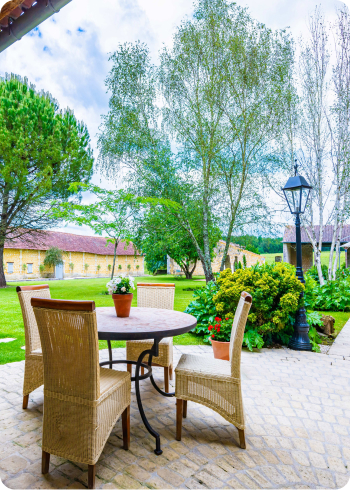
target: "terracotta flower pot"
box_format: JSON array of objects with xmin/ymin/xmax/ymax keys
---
[
  {"xmin": 112, "ymin": 293, "xmax": 133, "ymax": 318},
  {"xmin": 211, "ymin": 338, "xmax": 230, "ymax": 361}
]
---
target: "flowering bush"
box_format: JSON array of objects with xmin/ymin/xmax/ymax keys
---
[
  {"xmin": 106, "ymin": 274, "xmax": 135, "ymax": 295},
  {"xmin": 207, "ymin": 316, "xmax": 232, "ymax": 342},
  {"xmin": 213, "ymin": 263, "xmax": 304, "ymax": 343}
]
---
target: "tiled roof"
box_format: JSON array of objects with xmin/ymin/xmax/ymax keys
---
[
  {"xmin": 283, "ymin": 224, "xmax": 350, "ymax": 244},
  {"xmin": 5, "ymin": 230, "xmax": 140, "ymax": 256},
  {"xmin": 0, "ymin": 0, "xmax": 36, "ymax": 28}
]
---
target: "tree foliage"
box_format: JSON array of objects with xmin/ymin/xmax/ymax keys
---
[
  {"xmin": 134, "ymin": 208, "xmax": 221, "ymax": 278},
  {"xmin": 43, "ymin": 247, "xmax": 64, "ymax": 268},
  {"xmin": 0, "ymin": 74, "xmax": 93, "ymax": 287},
  {"xmin": 230, "ymin": 235, "xmax": 283, "ymax": 254},
  {"xmin": 50, "ymin": 184, "xmax": 140, "ymax": 279},
  {"xmin": 98, "ymin": 0, "xmax": 294, "ymax": 283}
]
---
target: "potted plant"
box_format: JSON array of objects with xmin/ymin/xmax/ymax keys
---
[
  {"xmin": 207, "ymin": 317, "xmax": 232, "ymax": 361},
  {"xmin": 106, "ymin": 274, "xmax": 135, "ymax": 318}
]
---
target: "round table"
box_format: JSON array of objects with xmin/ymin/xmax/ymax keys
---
[{"xmin": 96, "ymin": 307, "xmax": 197, "ymax": 455}]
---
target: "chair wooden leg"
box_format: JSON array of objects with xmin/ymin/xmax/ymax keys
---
[
  {"xmin": 23, "ymin": 394, "xmax": 29, "ymax": 410},
  {"xmin": 169, "ymin": 364, "xmax": 173, "ymax": 380},
  {"xmin": 141, "ymin": 366, "xmax": 144, "ymax": 376},
  {"xmin": 183, "ymin": 400, "xmax": 187, "ymax": 419},
  {"xmin": 127, "ymin": 364, "xmax": 132, "ymax": 376},
  {"xmin": 176, "ymin": 399, "xmax": 183, "ymax": 441},
  {"xmin": 238, "ymin": 428, "xmax": 246, "ymax": 449},
  {"xmin": 164, "ymin": 366, "xmax": 169, "ymax": 393},
  {"xmin": 122, "ymin": 405, "xmax": 130, "ymax": 450},
  {"xmin": 88, "ymin": 464, "xmax": 96, "ymax": 489},
  {"xmin": 42, "ymin": 450, "xmax": 50, "ymax": 474}
]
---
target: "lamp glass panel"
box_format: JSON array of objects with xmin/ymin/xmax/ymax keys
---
[{"xmin": 300, "ymin": 187, "xmax": 310, "ymax": 213}]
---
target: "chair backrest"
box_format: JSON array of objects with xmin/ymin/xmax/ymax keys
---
[
  {"xmin": 229, "ymin": 292, "xmax": 252, "ymax": 378},
  {"xmin": 31, "ymin": 298, "xmax": 100, "ymax": 401},
  {"xmin": 17, "ymin": 285, "xmax": 51, "ymax": 355},
  {"xmin": 137, "ymin": 283, "xmax": 175, "ymax": 310}
]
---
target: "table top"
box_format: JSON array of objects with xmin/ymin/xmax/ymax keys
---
[{"xmin": 96, "ymin": 307, "xmax": 197, "ymax": 341}]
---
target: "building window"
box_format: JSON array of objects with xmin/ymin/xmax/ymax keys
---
[
  {"xmin": 27, "ymin": 263, "xmax": 33, "ymax": 274},
  {"xmin": 7, "ymin": 263, "xmax": 14, "ymax": 274}
]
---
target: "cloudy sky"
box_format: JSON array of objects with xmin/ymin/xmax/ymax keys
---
[{"xmin": 0, "ymin": 0, "xmax": 347, "ymax": 236}]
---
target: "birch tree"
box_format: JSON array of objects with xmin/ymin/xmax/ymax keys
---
[
  {"xmin": 298, "ymin": 7, "xmax": 331, "ymax": 286},
  {"xmin": 327, "ymin": 7, "xmax": 350, "ymax": 279}
]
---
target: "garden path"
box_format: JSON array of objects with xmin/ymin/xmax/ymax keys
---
[
  {"xmin": 328, "ymin": 317, "xmax": 350, "ymax": 359},
  {"xmin": 0, "ymin": 346, "xmax": 349, "ymax": 489}
]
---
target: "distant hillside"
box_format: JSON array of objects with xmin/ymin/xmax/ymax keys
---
[{"xmin": 229, "ymin": 235, "xmax": 283, "ymax": 254}]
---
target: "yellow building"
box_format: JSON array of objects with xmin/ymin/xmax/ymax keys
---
[
  {"xmin": 167, "ymin": 239, "xmax": 264, "ymax": 275},
  {"xmin": 4, "ymin": 231, "xmax": 144, "ymax": 281}
]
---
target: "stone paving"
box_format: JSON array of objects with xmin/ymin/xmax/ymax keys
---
[
  {"xmin": 0, "ymin": 345, "xmax": 349, "ymax": 489},
  {"xmin": 329, "ymin": 319, "xmax": 350, "ymax": 358}
]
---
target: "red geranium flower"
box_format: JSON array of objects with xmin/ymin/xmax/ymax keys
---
[
  {"xmin": 215, "ymin": 317, "xmax": 222, "ymax": 322},
  {"xmin": 208, "ymin": 325, "xmax": 213, "ymax": 331}
]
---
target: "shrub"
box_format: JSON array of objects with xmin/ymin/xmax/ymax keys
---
[
  {"xmin": 306, "ymin": 264, "xmax": 327, "ymax": 283},
  {"xmin": 108, "ymin": 264, "xmax": 112, "ymax": 271},
  {"xmin": 305, "ymin": 277, "xmax": 350, "ymax": 311},
  {"xmin": 213, "ymin": 263, "xmax": 304, "ymax": 342},
  {"xmin": 69, "ymin": 262, "xmax": 74, "ymax": 270},
  {"xmin": 22, "ymin": 263, "xmax": 27, "ymax": 272},
  {"xmin": 184, "ymin": 281, "xmax": 220, "ymax": 335},
  {"xmin": 44, "ymin": 247, "xmax": 64, "ymax": 268},
  {"xmin": 39, "ymin": 264, "xmax": 45, "ymax": 273},
  {"xmin": 118, "ymin": 264, "xmax": 122, "ymax": 270},
  {"xmin": 336, "ymin": 263, "xmax": 350, "ymax": 279},
  {"xmin": 97, "ymin": 264, "xmax": 101, "ymax": 272},
  {"xmin": 84, "ymin": 263, "xmax": 89, "ymax": 271}
]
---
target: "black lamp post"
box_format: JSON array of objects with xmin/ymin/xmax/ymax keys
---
[{"xmin": 282, "ymin": 161, "xmax": 313, "ymax": 351}]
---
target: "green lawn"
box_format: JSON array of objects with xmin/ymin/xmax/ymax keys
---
[
  {"xmin": 1, "ymin": 275, "xmax": 349, "ymax": 365},
  {"xmin": 0, "ymin": 275, "xmax": 207, "ymax": 365}
]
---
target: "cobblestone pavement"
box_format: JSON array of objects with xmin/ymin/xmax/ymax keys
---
[{"xmin": 0, "ymin": 346, "xmax": 349, "ymax": 489}]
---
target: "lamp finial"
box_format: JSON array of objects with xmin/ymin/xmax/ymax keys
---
[{"xmin": 294, "ymin": 159, "xmax": 298, "ymax": 176}]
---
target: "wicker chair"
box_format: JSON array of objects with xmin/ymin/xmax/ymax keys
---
[
  {"xmin": 126, "ymin": 283, "xmax": 175, "ymax": 392},
  {"xmin": 31, "ymin": 298, "xmax": 131, "ymax": 490},
  {"xmin": 17, "ymin": 284, "xmax": 51, "ymax": 409},
  {"xmin": 175, "ymin": 291, "xmax": 252, "ymax": 449}
]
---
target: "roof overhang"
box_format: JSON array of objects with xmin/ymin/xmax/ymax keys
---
[{"xmin": 0, "ymin": 0, "xmax": 72, "ymax": 53}]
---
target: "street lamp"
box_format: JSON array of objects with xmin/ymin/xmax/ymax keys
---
[{"xmin": 282, "ymin": 161, "xmax": 313, "ymax": 351}]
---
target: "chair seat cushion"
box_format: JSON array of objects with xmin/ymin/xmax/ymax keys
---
[
  {"xmin": 99, "ymin": 368, "xmax": 130, "ymax": 399},
  {"xmin": 175, "ymin": 354, "xmax": 232, "ymax": 380}
]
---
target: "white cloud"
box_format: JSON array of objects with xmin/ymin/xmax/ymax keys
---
[{"xmin": 0, "ymin": 0, "xmax": 347, "ymax": 236}]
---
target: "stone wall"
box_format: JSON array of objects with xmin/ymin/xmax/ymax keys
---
[
  {"xmin": 167, "ymin": 240, "xmax": 264, "ymax": 276},
  {"xmin": 3, "ymin": 248, "xmax": 145, "ymax": 280},
  {"xmin": 283, "ymin": 243, "xmax": 313, "ymax": 272}
]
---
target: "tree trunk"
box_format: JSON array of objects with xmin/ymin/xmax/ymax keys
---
[
  {"xmin": 220, "ymin": 221, "xmax": 234, "ymax": 272},
  {"xmin": 314, "ymin": 249, "xmax": 324, "ymax": 285},
  {"xmin": 178, "ymin": 214, "xmax": 215, "ymax": 283},
  {"xmin": 180, "ymin": 259, "xmax": 197, "ymax": 280},
  {"xmin": 332, "ymin": 223, "xmax": 343, "ymax": 280},
  {"xmin": 0, "ymin": 241, "xmax": 6, "ymax": 288},
  {"xmin": 111, "ymin": 241, "xmax": 118, "ymax": 280}
]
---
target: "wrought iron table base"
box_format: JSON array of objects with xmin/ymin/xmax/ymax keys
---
[{"xmin": 100, "ymin": 338, "xmax": 174, "ymax": 455}]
